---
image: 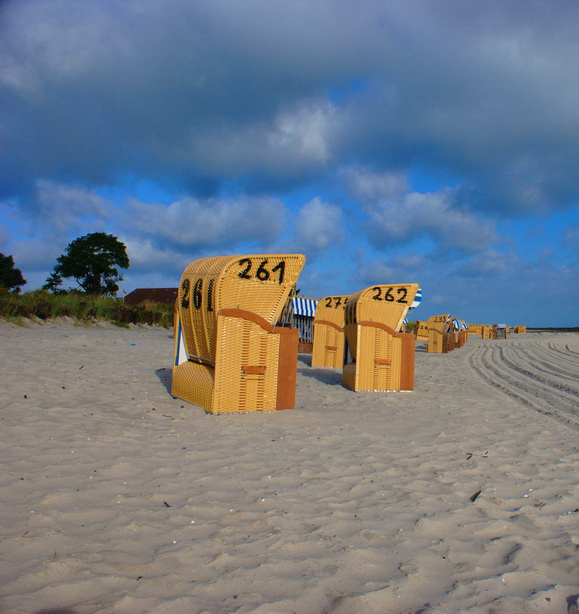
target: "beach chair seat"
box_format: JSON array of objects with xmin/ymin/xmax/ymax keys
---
[
  {"xmin": 342, "ymin": 284, "xmax": 419, "ymax": 392},
  {"xmin": 172, "ymin": 254, "xmax": 306, "ymax": 413},
  {"xmin": 426, "ymin": 314, "xmax": 452, "ymax": 353},
  {"xmin": 311, "ymin": 295, "xmax": 349, "ymax": 368}
]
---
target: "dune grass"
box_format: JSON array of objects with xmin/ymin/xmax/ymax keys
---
[{"xmin": 0, "ymin": 289, "xmax": 174, "ymax": 328}]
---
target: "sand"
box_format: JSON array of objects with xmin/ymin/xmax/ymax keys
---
[{"xmin": 1, "ymin": 320, "xmax": 578, "ymax": 614}]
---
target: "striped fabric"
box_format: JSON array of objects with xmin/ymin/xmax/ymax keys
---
[
  {"xmin": 291, "ymin": 296, "xmax": 318, "ymax": 317},
  {"xmin": 409, "ymin": 288, "xmax": 422, "ymax": 311}
]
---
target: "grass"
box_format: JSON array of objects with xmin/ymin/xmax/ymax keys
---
[{"xmin": 0, "ymin": 289, "xmax": 174, "ymax": 328}]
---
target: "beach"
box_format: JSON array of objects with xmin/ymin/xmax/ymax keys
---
[{"xmin": 1, "ymin": 320, "xmax": 578, "ymax": 614}]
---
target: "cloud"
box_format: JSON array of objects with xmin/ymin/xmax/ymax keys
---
[
  {"xmin": 344, "ymin": 168, "xmax": 497, "ymax": 253},
  {"xmin": 128, "ymin": 195, "xmax": 286, "ymax": 249},
  {"xmin": 33, "ymin": 181, "xmax": 112, "ymax": 231},
  {"xmin": 2, "ymin": 1, "xmax": 579, "ymax": 325},
  {"xmin": 121, "ymin": 237, "xmax": 192, "ymax": 275},
  {"xmin": 455, "ymin": 249, "xmax": 518, "ymax": 277},
  {"xmin": 4, "ymin": 0, "xmax": 579, "ymax": 215},
  {"xmin": 294, "ymin": 197, "xmax": 343, "ymax": 253}
]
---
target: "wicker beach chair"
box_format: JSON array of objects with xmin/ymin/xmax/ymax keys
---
[
  {"xmin": 414, "ymin": 320, "xmax": 429, "ymax": 341},
  {"xmin": 514, "ymin": 325, "xmax": 526, "ymax": 334},
  {"xmin": 342, "ymin": 284, "xmax": 419, "ymax": 392},
  {"xmin": 492, "ymin": 324, "xmax": 507, "ymax": 339},
  {"xmin": 426, "ymin": 314, "xmax": 452, "ymax": 353},
  {"xmin": 481, "ymin": 325, "xmax": 492, "ymax": 339},
  {"xmin": 311, "ymin": 295, "xmax": 349, "ymax": 368},
  {"xmin": 172, "ymin": 254, "xmax": 306, "ymax": 413}
]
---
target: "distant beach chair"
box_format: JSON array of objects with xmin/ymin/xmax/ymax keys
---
[
  {"xmin": 514, "ymin": 325, "xmax": 527, "ymax": 334},
  {"xmin": 342, "ymin": 284, "xmax": 419, "ymax": 392},
  {"xmin": 481, "ymin": 325, "xmax": 492, "ymax": 339},
  {"xmin": 311, "ymin": 295, "xmax": 349, "ymax": 368},
  {"xmin": 452, "ymin": 318, "xmax": 468, "ymax": 348},
  {"xmin": 414, "ymin": 319, "xmax": 429, "ymax": 341},
  {"xmin": 172, "ymin": 254, "xmax": 306, "ymax": 413},
  {"xmin": 426, "ymin": 314, "xmax": 452, "ymax": 353},
  {"xmin": 291, "ymin": 296, "xmax": 318, "ymax": 352},
  {"xmin": 492, "ymin": 324, "xmax": 507, "ymax": 339}
]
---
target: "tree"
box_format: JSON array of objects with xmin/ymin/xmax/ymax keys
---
[
  {"xmin": 44, "ymin": 233, "xmax": 130, "ymax": 296},
  {"xmin": 0, "ymin": 253, "xmax": 27, "ymax": 293}
]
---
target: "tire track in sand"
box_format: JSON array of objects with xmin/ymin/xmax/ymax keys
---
[{"xmin": 468, "ymin": 335, "xmax": 579, "ymax": 431}]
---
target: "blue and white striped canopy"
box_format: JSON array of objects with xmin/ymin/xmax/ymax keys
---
[
  {"xmin": 409, "ymin": 288, "xmax": 422, "ymax": 311},
  {"xmin": 291, "ymin": 296, "xmax": 318, "ymax": 317}
]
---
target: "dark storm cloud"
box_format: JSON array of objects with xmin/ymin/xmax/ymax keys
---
[{"xmin": 3, "ymin": 0, "xmax": 579, "ymax": 214}]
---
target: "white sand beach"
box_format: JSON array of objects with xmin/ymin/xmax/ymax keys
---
[{"xmin": 1, "ymin": 320, "xmax": 578, "ymax": 614}]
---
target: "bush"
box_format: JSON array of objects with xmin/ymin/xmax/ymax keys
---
[{"xmin": 0, "ymin": 290, "xmax": 174, "ymax": 327}]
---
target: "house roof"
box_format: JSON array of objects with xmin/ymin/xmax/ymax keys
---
[{"xmin": 124, "ymin": 288, "xmax": 178, "ymax": 305}]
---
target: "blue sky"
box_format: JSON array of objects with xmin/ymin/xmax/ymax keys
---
[{"xmin": 1, "ymin": 0, "xmax": 578, "ymax": 326}]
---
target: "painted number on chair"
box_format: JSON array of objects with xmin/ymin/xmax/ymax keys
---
[
  {"xmin": 324, "ymin": 296, "xmax": 346, "ymax": 309},
  {"xmin": 180, "ymin": 279, "xmax": 190, "ymax": 309},
  {"xmin": 182, "ymin": 277, "xmax": 216, "ymax": 311},
  {"xmin": 344, "ymin": 301, "xmax": 356, "ymax": 326},
  {"xmin": 237, "ymin": 258, "xmax": 285, "ymax": 284},
  {"xmin": 372, "ymin": 286, "xmax": 408, "ymax": 303}
]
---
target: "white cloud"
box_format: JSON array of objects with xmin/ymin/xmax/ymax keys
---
[
  {"xmin": 121, "ymin": 237, "xmax": 191, "ymax": 274},
  {"xmin": 295, "ymin": 197, "xmax": 343, "ymax": 252},
  {"xmin": 128, "ymin": 195, "xmax": 286, "ymax": 248},
  {"xmin": 344, "ymin": 168, "xmax": 497, "ymax": 253},
  {"xmin": 34, "ymin": 181, "xmax": 112, "ymax": 232},
  {"xmin": 455, "ymin": 249, "xmax": 518, "ymax": 277}
]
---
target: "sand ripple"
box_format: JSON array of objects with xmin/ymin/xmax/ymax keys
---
[{"xmin": 1, "ymin": 322, "xmax": 578, "ymax": 613}]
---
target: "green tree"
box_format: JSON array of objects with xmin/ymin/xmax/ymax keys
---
[
  {"xmin": 44, "ymin": 233, "xmax": 130, "ymax": 296},
  {"xmin": 0, "ymin": 253, "xmax": 27, "ymax": 293}
]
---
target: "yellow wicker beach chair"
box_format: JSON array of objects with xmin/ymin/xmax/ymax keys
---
[
  {"xmin": 481, "ymin": 325, "xmax": 492, "ymax": 339},
  {"xmin": 514, "ymin": 325, "xmax": 526, "ymax": 334},
  {"xmin": 172, "ymin": 254, "xmax": 306, "ymax": 413},
  {"xmin": 414, "ymin": 320, "xmax": 429, "ymax": 341},
  {"xmin": 311, "ymin": 295, "xmax": 349, "ymax": 368},
  {"xmin": 426, "ymin": 314, "xmax": 452, "ymax": 353},
  {"xmin": 454, "ymin": 318, "xmax": 468, "ymax": 347},
  {"xmin": 342, "ymin": 284, "xmax": 419, "ymax": 392}
]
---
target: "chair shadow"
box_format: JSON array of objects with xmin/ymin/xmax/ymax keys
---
[
  {"xmin": 156, "ymin": 367, "xmax": 173, "ymax": 395},
  {"xmin": 160, "ymin": 355, "xmax": 344, "ymax": 390}
]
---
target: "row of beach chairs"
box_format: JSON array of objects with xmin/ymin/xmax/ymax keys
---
[
  {"xmin": 414, "ymin": 314, "xmax": 468, "ymax": 353},
  {"xmin": 172, "ymin": 254, "xmax": 419, "ymax": 413}
]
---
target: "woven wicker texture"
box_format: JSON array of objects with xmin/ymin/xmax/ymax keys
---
[
  {"xmin": 342, "ymin": 284, "xmax": 418, "ymax": 392},
  {"xmin": 414, "ymin": 320, "xmax": 429, "ymax": 340},
  {"xmin": 172, "ymin": 254, "xmax": 305, "ymax": 413},
  {"xmin": 424, "ymin": 314, "xmax": 451, "ymax": 353},
  {"xmin": 177, "ymin": 254, "xmax": 305, "ymax": 364},
  {"xmin": 311, "ymin": 295, "xmax": 349, "ymax": 368},
  {"xmin": 344, "ymin": 284, "xmax": 419, "ymax": 359},
  {"xmin": 172, "ymin": 361, "xmax": 215, "ymax": 410},
  {"xmin": 427, "ymin": 314, "xmax": 452, "ymax": 333},
  {"xmin": 213, "ymin": 311, "xmax": 280, "ymax": 413}
]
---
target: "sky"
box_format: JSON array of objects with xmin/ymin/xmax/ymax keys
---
[{"xmin": 1, "ymin": 0, "xmax": 579, "ymax": 327}]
